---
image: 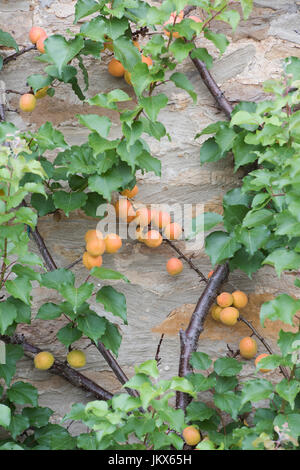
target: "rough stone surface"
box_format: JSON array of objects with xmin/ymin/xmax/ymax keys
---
[{"xmin": 1, "ymin": 0, "xmax": 300, "ymax": 428}]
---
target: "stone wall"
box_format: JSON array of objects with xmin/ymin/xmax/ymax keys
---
[{"xmin": 1, "ymin": 0, "xmax": 300, "ymax": 427}]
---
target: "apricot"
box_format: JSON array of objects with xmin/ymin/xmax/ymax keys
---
[
  {"xmin": 166, "ymin": 258, "xmax": 183, "ymax": 275},
  {"xmin": 170, "ymin": 10, "xmax": 184, "ymax": 20},
  {"xmin": 219, "ymin": 307, "xmax": 239, "ymax": 326},
  {"xmin": 124, "ymin": 70, "xmax": 132, "ymax": 85},
  {"xmin": 121, "ymin": 185, "xmax": 138, "ymax": 198},
  {"xmin": 163, "ymin": 15, "xmax": 183, "ymax": 39},
  {"xmin": 133, "ymin": 40, "xmax": 140, "ymax": 50},
  {"xmin": 239, "ymin": 336, "xmax": 257, "ymax": 359},
  {"xmin": 182, "ymin": 426, "xmax": 201, "ymax": 446},
  {"xmin": 141, "ymin": 55, "xmax": 153, "ymax": 66},
  {"xmin": 163, "ymin": 222, "xmax": 182, "ymax": 240},
  {"xmin": 104, "ymin": 233, "xmax": 122, "ymax": 253},
  {"xmin": 86, "ymin": 237, "xmax": 106, "ymax": 256},
  {"xmin": 255, "ymin": 353, "xmax": 271, "ymax": 373},
  {"xmin": 84, "ymin": 229, "xmax": 103, "ymax": 243},
  {"xmin": 210, "ymin": 304, "xmax": 222, "ymax": 322},
  {"xmin": 152, "ymin": 211, "xmax": 171, "ymax": 229},
  {"xmin": 35, "ymin": 86, "xmax": 49, "ymax": 99},
  {"xmin": 34, "ymin": 351, "xmax": 54, "ymax": 370},
  {"xmin": 216, "ymin": 292, "xmax": 233, "ymax": 308},
  {"xmin": 67, "ymin": 350, "xmax": 86, "ymax": 368},
  {"xmin": 135, "ymin": 226, "xmax": 147, "ymax": 243},
  {"xmin": 82, "ymin": 251, "xmax": 103, "ymax": 270},
  {"xmin": 144, "ymin": 230, "xmax": 163, "ymax": 248},
  {"xmin": 19, "ymin": 94, "xmax": 36, "ymax": 112},
  {"xmin": 135, "ymin": 207, "xmax": 152, "ymax": 227},
  {"xmin": 207, "ymin": 270, "xmax": 214, "ymax": 279},
  {"xmin": 232, "ymin": 290, "xmax": 248, "ymax": 309},
  {"xmin": 189, "ymin": 15, "xmax": 201, "ymax": 23},
  {"xmin": 29, "ymin": 26, "xmax": 47, "ymax": 44},
  {"xmin": 108, "ymin": 58, "xmax": 125, "ymax": 77},
  {"xmin": 115, "ymin": 198, "xmax": 136, "ymax": 223},
  {"xmin": 36, "ymin": 35, "xmax": 47, "ymax": 53}
]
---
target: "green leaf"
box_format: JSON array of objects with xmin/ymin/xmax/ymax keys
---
[
  {"xmin": 205, "ymin": 231, "xmax": 240, "ymax": 266},
  {"xmin": 0, "ymin": 301, "xmax": 17, "ymax": 334},
  {"xmin": 0, "ymin": 29, "xmax": 18, "ymax": 50},
  {"xmin": 135, "ymin": 360, "xmax": 159, "ymax": 379},
  {"xmin": 190, "ymin": 47, "xmax": 213, "ymax": 69},
  {"xmin": 0, "ymin": 344, "xmax": 24, "ymax": 386},
  {"xmin": 190, "ymin": 351, "xmax": 212, "ymax": 370},
  {"xmin": 137, "ymin": 151, "xmax": 161, "ymax": 176},
  {"xmin": 77, "ymin": 312, "xmax": 107, "ymax": 343},
  {"xmin": 230, "ymin": 110, "xmax": 261, "ymax": 127},
  {"xmin": 276, "ymin": 379, "xmax": 300, "ymax": 410},
  {"xmin": 91, "ymin": 267, "xmax": 129, "ymax": 283},
  {"xmin": 260, "ymin": 294, "xmax": 300, "ymax": 327},
  {"xmin": 87, "ymin": 89, "xmax": 131, "ymax": 109},
  {"xmin": 240, "ymin": 0, "xmax": 253, "ymax": 20},
  {"xmin": 34, "ymin": 423, "xmax": 76, "ymax": 450},
  {"xmin": 96, "ymin": 286, "xmax": 127, "ymax": 324},
  {"xmin": 5, "ymin": 277, "xmax": 32, "ymax": 306},
  {"xmin": 6, "ymin": 297, "xmax": 31, "ymax": 324},
  {"xmin": 215, "ymin": 125, "xmax": 237, "ymax": 152},
  {"xmin": 242, "ymin": 209, "xmax": 274, "ymax": 228},
  {"xmin": 43, "ymin": 35, "xmax": 84, "ymax": 75},
  {"xmin": 41, "ymin": 268, "xmax": 74, "ymax": 290},
  {"xmin": 0, "ymin": 404, "xmax": 11, "ymax": 428},
  {"xmin": 77, "ymin": 114, "xmax": 111, "ymax": 138},
  {"xmin": 273, "ymin": 413, "xmax": 300, "ymax": 440},
  {"xmin": 80, "ymin": 16, "xmax": 107, "ymax": 42},
  {"xmin": 263, "ymin": 249, "xmax": 300, "ymax": 277},
  {"xmin": 139, "ymin": 94, "xmax": 168, "ymax": 122},
  {"xmin": 186, "ymin": 401, "xmax": 216, "ymax": 422},
  {"xmin": 169, "ymin": 38, "xmax": 194, "ymax": 62},
  {"xmin": 200, "ymin": 138, "xmax": 225, "ymax": 163},
  {"xmin": 113, "ymin": 36, "xmax": 141, "ymax": 71},
  {"xmin": 88, "ymin": 162, "xmax": 133, "ymax": 201},
  {"xmin": 232, "ymin": 132, "xmax": 259, "ymax": 171},
  {"xmin": 170, "ymin": 377, "xmax": 196, "ymax": 397},
  {"xmin": 278, "ymin": 330, "xmax": 300, "ymax": 357},
  {"xmin": 36, "ymin": 303, "xmax": 62, "ymax": 320},
  {"xmin": 22, "ymin": 406, "xmax": 53, "ymax": 428},
  {"xmin": 170, "ymin": 72, "xmax": 196, "ymax": 103},
  {"xmin": 7, "ymin": 381, "xmax": 38, "ymax": 406},
  {"xmin": 204, "ymin": 30, "xmax": 229, "ymax": 55},
  {"xmin": 59, "ymin": 283, "xmax": 94, "ymax": 313},
  {"xmin": 57, "ymin": 324, "xmax": 82, "ymax": 348},
  {"xmin": 236, "ymin": 226, "xmax": 270, "ymax": 256},
  {"xmin": 53, "ymin": 191, "xmax": 87, "ymax": 217},
  {"xmin": 34, "ymin": 122, "xmax": 68, "ymax": 151},
  {"xmin": 229, "ymin": 248, "xmax": 264, "ymax": 278},
  {"xmin": 214, "ymin": 357, "xmax": 243, "ymax": 377},
  {"xmin": 187, "ymin": 373, "xmax": 216, "ymax": 392},
  {"xmin": 27, "ymin": 74, "xmax": 53, "ymax": 93},
  {"xmin": 99, "ymin": 321, "xmax": 122, "ymax": 356},
  {"xmin": 14, "ymin": 207, "xmax": 37, "ymax": 228},
  {"xmin": 241, "ymin": 379, "xmax": 274, "ymax": 405},
  {"xmin": 214, "ymin": 391, "xmax": 242, "ymax": 420},
  {"xmin": 8, "ymin": 414, "xmax": 30, "ymax": 440},
  {"xmin": 131, "ymin": 63, "xmax": 153, "ymax": 96},
  {"xmin": 74, "ymin": 0, "xmax": 101, "ymax": 22},
  {"xmin": 31, "ymin": 193, "xmax": 56, "ymax": 217}
]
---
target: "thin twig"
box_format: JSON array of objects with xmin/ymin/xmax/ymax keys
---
[
  {"xmin": 155, "ymin": 333, "xmax": 165, "ymax": 365},
  {"xmin": 3, "ymin": 45, "xmax": 36, "ymax": 65}
]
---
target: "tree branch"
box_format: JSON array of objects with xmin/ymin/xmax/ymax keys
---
[{"xmin": 3, "ymin": 45, "xmax": 36, "ymax": 65}]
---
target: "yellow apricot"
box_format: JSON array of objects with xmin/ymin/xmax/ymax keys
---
[
  {"xmin": 124, "ymin": 70, "xmax": 132, "ymax": 85},
  {"xmin": 216, "ymin": 292, "xmax": 233, "ymax": 308},
  {"xmin": 67, "ymin": 350, "xmax": 86, "ymax": 368},
  {"xmin": 239, "ymin": 336, "xmax": 257, "ymax": 359},
  {"xmin": 219, "ymin": 307, "xmax": 239, "ymax": 326},
  {"xmin": 84, "ymin": 229, "xmax": 103, "ymax": 243},
  {"xmin": 104, "ymin": 233, "xmax": 122, "ymax": 253},
  {"xmin": 144, "ymin": 230, "xmax": 163, "ymax": 248},
  {"xmin": 82, "ymin": 252, "xmax": 103, "ymax": 270},
  {"xmin": 19, "ymin": 94, "xmax": 36, "ymax": 112},
  {"xmin": 86, "ymin": 237, "xmax": 106, "ymax": 256},
  {"xmin": 163, "ymin": 222, "xmax": 182, "ymax": 240},
  {"xmin": 166, "ymin": 258, "xmax": 183, "ymax": 275},
  {"xmin": 182, "ymin": 426, "xmax": 201, "ymax": 446},
  {"xmin": 34, "ymin": 351, "xmax": 54, "ymax": 370},
  {"xmin": 35, "ymin": 86, "xmax": 49, "ymax": 99},
  {"xmin": 232, "ymin": 291, "xmax": 248, "ymax": 309},
  {"xmin": 210, "ymin": 304, "xmax": 222, "ymax": 322},
  {"xmin": 134, "ymin": 207, "xmax": 152, "ymax": 227}
]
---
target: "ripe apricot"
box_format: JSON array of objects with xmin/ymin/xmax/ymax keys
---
[
  {"xmin": 182, "ymin": 426, "xmax": 201, "ymax": 446},
  {"xmin": 207, "ymin": 270, "xmax": 214, "ymax": 279},
  {"xmin": 134, "ymin": 207, "xmax": 152, "ymax": 227},
  {"xmin": 82, "ymin": 252, "xmax": 103, "ymax": 270},
  {"xmin": 84, "ymin": 229, "xmax": 103, "ymax": 243},
  {"xmin": 34, "ymin": 351, "xmax": 54, "ymax": 370},
  {"xmin": 124, "ymin": 70, "xmax": 132, "ymax": 85},
  {"xmin": 163, "ymin": 14, "xmax": 183, "ymax": 39},
  {"xmin": 144, "ymin": 230, "xmax": 163, "ymax": 248},
  {"xmin": 36, "ymin": 36, "xmax": 47, "ymax": 53},
  {"xmin": 239, "ymin": 337, "xmax": 257, "ymax": 359},
  {"xmin": 210, "ymin": 304, "xmax": 222, "ymax": 322},
  {"xmin": 216, "ymin": 292, "xmax": 233, "ymax": 308},
  {"xmin": 29, "ymin": 26, "xmax": 47, "ymax": 44},
  {"xmin": 67, "ymin": 350, "xmax": 86, "ymax": 368},
  {"xmin": 121, "ymin": 185, "xmax": 138, "ymax": 198},
  {"xmin": 232, "ymin": 291, "xmax": 248, "ymax": 309},
  {"xmin": 19, "ymin": 94, "xmax": 36, "ymax": 112},
  {"xmin": 86, "ymin": 237, "xmax": 106, "ymax": 256},
  {"xmin": 255, "ymin": 353, "xmax": 271, "ymax": 373},
  {"xmin": 152, "ymin": 211, "xmax": 171, "ymax": 229},
  {"xmin": 163, "ymin": 222, "xmax": 182, "ymax": 240},
  {"xmin": 115, "ymin": 199, "xmax": 136, "ymax": 223},
  {"xmin": 189, "ymin": 15, "xmax": 201, "ymax": 23},
  {"xmin": 219, "ymin": 307, "xmax": 239, "ymax": 326},
  {"xmin": 166, "ymin": 258, "xmax": 183, "ymax": 275},
  {"xmin": 104, "ymin": 233, "xmax": 122, "ymax": 253},
  {"xmin": 133, "ymin": 40, "xmax": 140, "ymax": 50},
  {"xmin": 35, "ymin": 86, "xmax": 49, "ymax": 99},
  {"xmin": 141, "ymin": 55, "xmax": 153, "ymax": 66},
  {"xmin": 108, "ymin": 58, "xmax": 125, "ymax": 77}
]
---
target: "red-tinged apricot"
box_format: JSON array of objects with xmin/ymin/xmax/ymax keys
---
[
  {"xmin": 141, "ymin": 55, "xmax": 153, "ymax": 66},
  {"xmin": 134, "ymin": 207, "xmax": 152, "ymax": 227},
  {"xmin": 19, "ymin": 94, "xmax": 36, "ymax": 112},
  {"xmin": 144, "ymin": 230, "xmax": 162, "ymax": 248},
  {"xmin": 220, "ymin": 307, "xmax": 239, "ymax": 326},
  {"xmin": 182, "ymin": 426, "xmax": 201, "ymax": 446},
  {"xmin": 216, "ymin": 292, "xmax": 233, "ymax": 308},
  {"xmin": 207, "ymin": 270, "xmax": 214, "ymax": 279},
  {"xmin": 82, "ymin": 252, "xmax": 103, "ymax": 270},
  {"xmin": 35, "ymin": 86, "xmax": 49, "ymax": 99},
  {"xmin": 104, "ymin": 233, "xmax": 122, "ymax": 253},
  {"xmin": 124, "ymin": 70, "xmax": 132, "ymax": 85},
  {"xmin": 166, "ymin": 258, "xmax": 183, "ymax": 275},
  {"xmin": 163, "ymin": 222, "xmax": 182, "ymax": 240},
  {"xmin": 108, "ymin": 58, "xmax": 125, "ymax": 77},
  {"xmin": 239, "ymin": 337, "xmax": 257, "ymax": 359},
  {"xmin": 121, "ymin": 185, "xmax": 138, "ymax": 198},
  {"xmin": 29, "ymin": 26, "xmax": 47, "ymax": 44},
  {"xmin": 86, "ymin": 237, "xmax": 106, "ymax": 256},
  {"xmin": 84, "ymin": 229, "xmax": 103, "ymax": 243},
  {"xmin": 210, "ymin": 304, "xmax": 222, "ymax": 322},
  {"xmin": 115, "ymin": 199, "xmax": 136, "ymax": 223},
  {"xmin": 36, "ymin": 35, "xmax": 47, "ymax": 53},
  {"xmin": 255, "ymin": 353, "xmax": 271, "ymax": 373},
  {"xmin": 232, "ymin": 290, "xmax": 248, "ymax": 309}
]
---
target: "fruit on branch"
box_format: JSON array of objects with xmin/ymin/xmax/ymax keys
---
[
  {"xmin": 144, "ymin": 230, "xmax": 163, "ymax": 248},
  {"xmin": 29, "ymin": 26, "xmax": 47, "ymax": 44},
  {"xmin": 216, "ymin": 292, "xmax": 233, "ymax": 308},
  {"xmin": 36, "ymin": 36, "xmax": 47, "ymax": 53},
  {"xmin": 86, "ymin": 237, "xmax": 106, "ymax": 256},
  {"xmin": 188, "ymin": 15, "xmax": 201, "ymax": 24},
  {"xmin": 152, "ymin": 211, "xmax": 171, "ymax": 229},
  {"xmin": 82, "ymin": 251, "xmax": 103, "ymax": 270},
  {"xmin": 19, "ymin": 93, "xmax": 36, "ymax": 112},
  {"xmin": 34, "ymin": 351, "xmax": 54, "ymax": 370},
  {"xmin": 133, "ymin": 40, "xmax": 141, "ymax": 50},
  {"xmin": 135, "ymin": 226, "xmax": 147, "ymax": 242},
  {"xmin": 219, "ymin": 307, "xmax": 239, "ymax": 326},
  {"xmin": 232, "ymin": 290, "xmax": 248, "ymax": 309},
  {"xmin": 166, "ymin": 257, "xmax": 183, "ymax": 275},
  {"xmin": 104, "ymin": 233, "xmax": 122, "ymax": 253},
  {"xmin": 108, "ymin": 58, "xmax": 125, "ymax": 77},
  {"xmin": 255, "ymin": 353, "xmax": 271, "ymax": 373},
  {"xmin": 182, "ymin": 426, "xmax": 201, "ymax": 446},
  {"xmin": 163, "ymin": 222, "xmax": 182, "ymax": 240},
  {"xmin": 84, "ymin": 229, "xmax": 103, "ymax": 243},
  {"xmin": 67, "ymin": 350, "xmax": 86, "ymax": 368},
  {"xmin": 163, "ymin": 13, "xmax": 183, "ymax": 39},
  {"xmin": 210, "ymin": 304, "xmax": 222, "ymax": 322},
  {"xmin": 115, "ymin": 198, "xmax": 136, "ymax": 222},
  {"xmin": 141, "ymin": 55, "xmax": 153, "ymax": 66},
  {"xmin": 134, "ymin": 207, "xmax": 152, "ymax": 227},
  {"xmin": 121, "ymin": 185, "xmax": 139, "ymax": 198},
  {"xmin": 239, "ymin": 336, "xmax": 257, "ymax": 359},
  {"xmin": 35, "ymin": 86, "xmax": 49, "ymax": 99}
]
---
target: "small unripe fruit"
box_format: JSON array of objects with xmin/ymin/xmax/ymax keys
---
[
  {"xmin": 121, "ymin": 185, "xmax": 138, "ymax": 198},
  {"xmin": 220, "ymin": 307, "xmax": 239, "ymax": 326},
  {"xmin": 216, "ymin": 292, "xmax": 233, "ymax": 308},
  {"xmin": 141, "ymin": 55, "xmax": 153, "ymax": 66},
  {"xmin": 104, "ymin": 233, "xmax": 122, "ymax": 253},
  {"xmin": 29, "ymin": 26, "xmax": 47, "ymax": 44},
  {"xmin": 35, "ymin": 86, "xmax": 49, "ymax": 99},
  {"xmin": 144, "ymin": 230, "xmax": 162, "ymax": 248},
  {"xmin": 82, "ymin": 252, "xmax": 103, "ymax": 270},
  {"xmin": 255, "ymin": 353, "xmax": 271, "ymax": 373},
  {"xmin": 86, "ymin": 237, "xmax": 106, "ymax": 256},
  {"xmin": 210, "ymin": 304, "xmax": 222, "ymax": 322},
  {"xmin": 124, "ymin": 70, "xmax": 132, "ymax": 85},
  {"xmin": 67, "ymin": 350, "xmax": 86, "ymax": 368},
  {"xmin": 232, "ymin": 290, "xmax": 248, "ymax": 309},
  {"xmin": 108, "ymin": 58, "xmax": 125, "ymax": 77},
  {"xmin": 182, "ymin": 426, "xmax": 201, "ymax": 446},
  {"xmin": 239, "ymin": 336, "xmax": 257, "ymax": 359},
  {"xmin": 84, "ymin": 229, "xmax": 103, "ymax": 243},
  {"xmin": 166, "ymin": 258, "xmax": 183, "ymax": 275},
  {"xmin": 19, "ymin": 94, "xmax": 36, "ymax": 112},
  {"xmin": 163, "ymin": 222, "xmax": 182, "ymax": 240},
  {"xmin": 36, "ymin": 36, "xmax": 47, "ymax": 53},
  {"xmin": 115, "ymin": 199, "xmax": 136, "ymax": 223},
  {"xmin": 34, "ymin": 351, "xmax": 54, "ymax": 370}
]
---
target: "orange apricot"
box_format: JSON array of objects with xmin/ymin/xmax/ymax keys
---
[
  {"xmin": 255, "ymin": 353, "xmax": 271, "ymax": 373},
  {"xmin": 19, "ymin": 94, "xmax": 36, "ymax": 112},
  {"xmin": 207, "ymin": 270, "xmax": 214, "ymax": 279},
  {"xmin": 163, "ymin": 222, "xmax": 182, "ymax": 240},
  {"xmin": 141, "ymin": 55, "xmax": 153, "ymax": 66},
  {"xmin": 216, "ymin": 292, "xmax": 233, "ymax": 308},
  {"xmin": 219, "ymin": 307, "xmax": 239, "ymax": 326},
  {"xmin": 121, "ymin": 185, "xmax": 138, "ymax": 198},
  {"xmin": 115, "ymin": 199, "xmax": 136, "ymax": 223},
  {"xmin": 133, "ymin": 40, "xmax": 140, "ymax": 50},
  {"xmin": 29, "ymin": 26, "xmax": 47, "ymax": 44},
  {"xmin": 163, "ymin": 14, "xmax": 183, "ymax": 39},
  {"xmin": 232, "ymin": 291, "xmax": 248, "ymax": 309},
  {"xmin": 152, "ymin": 211, "xmax": 171, "ymax": 229},
  {"xmin": 166, "ymin": 258, "xmax": 183, "ymax": 275},
  {"xmin": 86, "ymin": 237, "xmax": 106, "ymax": 256},
  {"xmin": 239, "ymin": 337, "xmax": 257, "ymax": 359},
  {"xmin": 144, "ymin": 230, "xmax": 163, "ymax": 248},
  {"xmin": 189, "ymin": 15, "xmax": 201, "ymax": 23},
  {"xmin": 36, "ymin": 35, "xmax": 47, "ymax": 53},
  {"xmin": 82, "ymin": 252, "xmax": 103, "ymax": 270},
  {"xmin": 134, "ymin": 207, "xmax": 152, "ymax": 227},
  {"xmin": 104, "ymin": 233, "xmax": 122, "ymax": 253},
  {"xmin": 84, "ymin": 229, "xmax": 103, "ymax": 243},
  {"xmin": 182, "ymin": 426, "xmax": 201, "ymax": 446},
  {"xmin": 108, "ymin": 58, "xmax": 125, "ymax": 77}
]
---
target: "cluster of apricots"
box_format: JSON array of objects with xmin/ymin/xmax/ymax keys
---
[
  {"xmin": 83, "ymin": 229, "xmax": 122, "ymax": 270},
  {"xmin": 34, "ymin": 350, "xmax": 86, "ymax": 370},
  {"xmin": 209, "ymin": 288, "xmax": 271, "ymax": 372},
  {"xmin": 19, "ymin": 26, "xmax": 49, "ymax": 112}
]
